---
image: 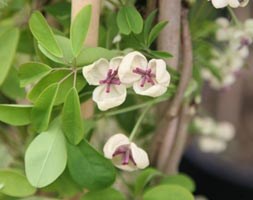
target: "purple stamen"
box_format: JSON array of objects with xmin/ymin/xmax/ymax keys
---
[
  {"xmin": 238, "ymin": 37, "xmax": 252, "ymax": 50},
  {"xmin": 113, "ymin": 145, "xmax": 136, "ymax": 166},
  {"xmin": 133, "ymin": 67, "xmax": 156, "ymax": 87},
  {"xmin": 99, "ymin": 69, "xmax": 121, "ymax": 93}
]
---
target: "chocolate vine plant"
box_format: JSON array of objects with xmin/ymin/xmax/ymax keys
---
[{"xmin": 0, "ymin": 0, "xmax": 251, "ymax": 199}]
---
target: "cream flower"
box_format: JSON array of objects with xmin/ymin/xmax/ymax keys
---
[
  {"xmin": 209, "ymin": 0, "xmax": 249, "ymax": 8},
  {"xmin": 118, "ymin": 51, "xmax": 170, "ymax": 97},
  {"xmin": 82, "ymin": 57, "xmax": 126, "ymax": 111},
  {"xmin": 198, "ymin": 137, "xmax": 227, "ymax": 153},
  {"xmin": 103, "ymin": 133, "xmax": 149, "ymax": 171}
]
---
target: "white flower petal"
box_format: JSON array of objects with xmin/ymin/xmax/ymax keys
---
[
  {"xmin": 148, "ymin": 59, "xmax": 170, "ymax": 86},
  {"xmin": 109, "ymin": 56, "xmax": 123, "ymax": 70},
  {"xmin": 93, "ymin": 84, "xmax": 127, "ymax": 111},
  {"xmin": 133, "ymin": 82, "xmax": 167, "ymax": 97},
  {"xmin": 228, "ymin": 0, "xmax": 240, "ymax": 7},
  {"xmin": 118, "ymin": 51, "xmax": 148, "ymax": 84},
  {"xmin": 216, "ymin": 17, "xmax": 230, "ymax": 28},
  {"xmin": 114, "ymin": 162, "xmax": 138, "ymax": 172},
  {"xmin": 211, "ymin": 0, "xmax": 228, "ymax": 8},
  {"xmin": 198, "ymin": 137, "xmax": 227, "ymax": 153},
  {"xmin": 82, "ymin": 59, "xmax": 109, "ymax": 85},
  {"xmin": 130, "ymin": 143, "xmax": 149, "ymax": 169},
  {"xmin": 215, "ymin": 122, "xmax": 235, "ymax": 140},
  {"xmin": 103, "ymin": 133, "xmax": 129, "ymax": 159}
]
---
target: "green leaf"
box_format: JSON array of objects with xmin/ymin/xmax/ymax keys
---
[
  {"xmin": 143, "ymin": 10, "xmax": 157, "ymax": 44},
  {"xmin": 20, "ymin": 197, "xmax": 59, "ymax": 200},
  {"xmin": 0, "ymin": 104, "xmax": 32, "ymax": 126},
  {"xmin": 82, "ymin": 188, "xmax": 125, "ymax": 200},
  {"xmin": 67, "ymin": 140, "xmax": 116, "ymax": 190},
  {"xmin": 135, "ymin": 168, "xmax": 162, "ymax": 195},
  {"xmin": 160, "ymin": 174, "xmax": 196, "ymax": 193},
  {"xmin": 76, "ymin": 47, "xmax": 118, "ymax": 66},
  {"xmin": 43, "ymin": 170, "xmax": 81, "ymax": 198},
  {"xmin": 70, "ymin": 5, "xmax": 92, "ymax": 56},
  {"xmin": 62, "ymin": 88, "xmax": 84, "ymax": 145},
  {"xmin": 1, "ymin": 67, "xmax": 26, "ymax": 100},
  {"xmin": 39, "ymin": 36, "xmax": 74, "ymax": 65},
  {"xmin": 29, "ymin": 11, "xmax": 62, "ymax": 57},
  {"xmin": 117, "ymin": 6, "xmax": 143, "ymax": 35},
  {"xmin": 0, "ymin": 169, "xmax": 36, "ymax": 197},
  {"xmin": 28, "ymin": 70, "xmax": 86, "ymax": 105},
  {"xmin": 0, "ymin": 28, "xmax": 19, "ymax": 86},
  {"xmin": 148, "ymin": 50, "xmax": 172, "ymax": 59},
  {"xmin": 25, "ymin": 119, "xmax": 67, "ymax": 188},
  {"xmin": 19, "ymin": 62, "xmax": 52, "ymax": 87},
  {"xmin": 143, "ymin": 185, "xmax": 194, "ymax": 200},
  {"xmin": 31, "ymin": 83, "xmax": 59, "ymax": 132},
  {"xmin": 148, "ymin": 21, "xmax": 168, "ymax": 46}
]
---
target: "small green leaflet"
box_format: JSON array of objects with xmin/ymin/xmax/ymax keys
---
[
  {"xmin": 70, "ymin": 5, "xmax": 92, "ymax": 56},
  {"xmin": 143, "ymin": 185, "xmax": 194, "ymax": 200},
  {"xmin": 0, "ymin": 28, "xmax": 19, "ymax": 86},
  {"xmin": 160, "ymin": 173, "xmax": 196, "ymax": 192},
  {"xmin": 148, "ymin": 21, "xmax": 168, "ymax": 46},
  {"xmin": 29, "ymin": 11, "xmax": 62, "ymax": 57},
  {"xmin": 117, "ymin": 6, "xmax": 143, "ymax": 35},
  {"xmin": 19, "ymin": 62, "xmax": 52, "ymax": 87},
  {"xmin": 67, "ymin": 140, "xmax": 116, "ymax": 190},
  {"xmin": 31, "ymin": 83, "xmax": 59, "ymax": 132},
  {"xmin": 25, "ymin": 119, "xmax": 67, "ymax": 188},
  {"xmin": 62, "ymin": 88, "xmax": 84, "ymax": 145},
  {"xmin": 0, "ymin": 104, "xmax": 33, "ymax": 126},
  {"xmin": 0, "ymin": 169, "xmax": 36, "ymax": 197}
]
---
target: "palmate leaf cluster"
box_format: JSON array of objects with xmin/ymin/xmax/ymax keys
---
[{"xmin": 0, "ymin": 0, "xmax": 220, "ymax": 199}]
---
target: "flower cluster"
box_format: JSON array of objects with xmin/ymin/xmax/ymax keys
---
[
  {"xmin": 194, "ymin": 117, "xmax": 235, "ymax": 153},
  {"xmin": 202, "ymin": 18, "xmax": 253, "ymax": 89},
  {"xmin": 103, "ymin": 134, "xmax": 149, "ymax": 171},
  {"xmin": 82, "ymin": 51, "xmax": 171, "ymax": 111},
  {"xmin": 209, "ymin": 0, "xmax": 249, "ymax": 8}
]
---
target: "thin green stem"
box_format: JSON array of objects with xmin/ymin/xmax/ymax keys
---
[
  {"xmin": 94, "ymin": 95, "xmax": 169, "ymax": 120},
  {"xmin": 58, "ymin": 71, "xmax": 74, "ymax": 85},
  {"xmin": 73, "ymin": 69, "xmax": 77, "ymax": 88},
  {"xmin": 129, "ymin": 104, "xmax": 152, "ymax": 141},
  {"xmin": 228, "ymin": 7, "xmax": 241, "ymax": 26}
]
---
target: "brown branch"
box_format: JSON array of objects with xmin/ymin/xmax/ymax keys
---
[
  {"xmin": 168, "ymin": 8, "xmax": 193, "ymax": 117},
  {"xmin": 150, "ymin": 0, "xmax": 181, "ymax": 168},
  {"xmin": 163, "ymin": 8, "xmax": 193, "ymax": 174},
  {"xmin": 157, "ymin": 0, "xmax": 181, "ymax": 68},
  {"xmin": 151, "ymin": 7, "xmax": 193, "ymax": 174}
]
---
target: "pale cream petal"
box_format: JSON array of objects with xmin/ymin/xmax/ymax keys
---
[
  {"xmin": 130, "ymin": 143, "xmax": 149, "ymax": 169},
  {"xmin": 216, "ymin": 17, "xmax": 230, "ymax": 28},
  {"xmin": 93, "ymin": 84, "xmax": 127, "ymax": 111},
  {"xmin": 133, "ymin": 81, "xmax": 167, "ymax": 97},
  {"xmin": 114, "ymin": 163, "xmax": 138, "ymax": 171},
  {"xmin": 198, "ymin": 137, "xmax": 227, "ymax": 153},
  {"xmin": 118, "ymin": 51, "xmax": 148, "ymax": 84},
  {"xmin": 211, "ymin": 0, "xmax": 228, "ymax": 8},
  {"xmin": 148, "ymin": 59, "xmax": 170, "ymax": 87},
  {"xmin": 103, "ymin": 133, "xmax": 129, "ymax": 159},
  {"xmin": 215, "ymin": 122, "xmax": 235, "ymax": 141},
  {"xmin": 82, "ymin": 59, "xmax": 109, "ymax": 85},
  {"xmin": 228, "ymin": 0, "xmax": 240, "ymax": 7},
  {"xmin": 109, "ymin": 56, "xmax": 123, "ymax": 70}
]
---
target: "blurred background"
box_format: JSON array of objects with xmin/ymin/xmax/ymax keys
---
[{"xmin": 181, "ymin": 2, "xmax": 253, "ymax": 200}]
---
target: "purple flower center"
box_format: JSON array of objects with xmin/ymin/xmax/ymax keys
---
[
  {"xmin": 99, "ymin": 69, "xmax": 121, "ymax": 93},
  {"xmin": 133, "ymin": 67, "xmax": 156, "ymax": 87},
  {"xmin": 238, "ymin": 37, "xmax": 251, "ymax": 50},
  {"xmin": 113, "ymin": 145, "xmax": 136, "ymax": 166}
]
